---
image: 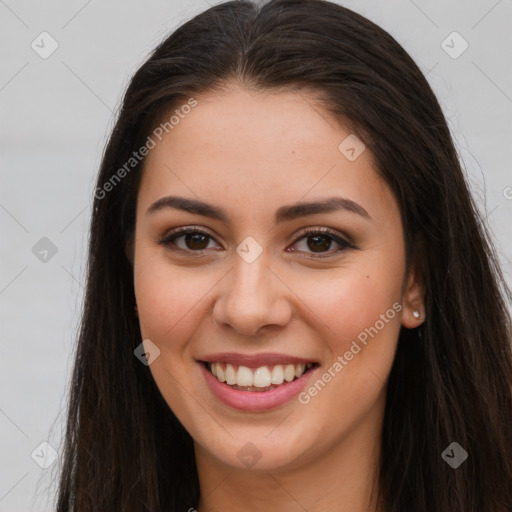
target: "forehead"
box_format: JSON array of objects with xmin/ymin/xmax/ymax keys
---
[{"xmin": 136, "ymin": 85, "xmax": 396, "ymax": 226}]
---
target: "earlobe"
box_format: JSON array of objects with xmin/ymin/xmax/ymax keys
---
[{"xmin": 401, "ymin": 255, "xmax": 426, "ymax": 329}]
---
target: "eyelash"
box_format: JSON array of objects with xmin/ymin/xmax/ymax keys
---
[{"xmin": 157, "ymin": 226, "xmax": 357, "ymax": 259}]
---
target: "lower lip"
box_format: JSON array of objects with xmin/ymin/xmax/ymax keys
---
[{"xmin": 198, "ymin": 362, "xmax": 318, "ymax": 412}]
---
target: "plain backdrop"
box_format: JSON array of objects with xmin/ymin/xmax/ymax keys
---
[{"xmin": 0, "ymin": 0, "xmax": 511, "ymax": 510}]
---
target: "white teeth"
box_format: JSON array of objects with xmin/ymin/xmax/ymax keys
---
[
  {"xmin": 253, "ymin": 366, "xmax": 272, "ymax": 388},
  {"xmin": 284, "ymin": 364, "xmax": 295, "ymax": 382},
  {"xmin": 236, "ymin": 366, "xmax": 254, "ymax": 387},
  {"xmin": 271, "ymin": 364, "xmax": 284, "ymax": 384},
  {"xmin": 208, "ymin": 362, "xmax": 314, "ymax": 388},
  {"xmin": 216, "ymin": 363, "xmax": 225, "ymax": 383},
  {"xmin": 225, "ymin": 363, "xmax": 237, "ymax": 385}
]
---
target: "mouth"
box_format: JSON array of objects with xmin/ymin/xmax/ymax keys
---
[{"xmin": 201, "ymin": 361, "xmax": 319, "ymax": 392}]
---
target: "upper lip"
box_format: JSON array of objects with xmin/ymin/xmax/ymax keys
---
[{"xmin": 198, "ymin": 352, "xmax": 318, "ymax": 368}]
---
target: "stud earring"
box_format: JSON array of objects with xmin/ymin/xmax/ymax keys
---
[{"xmin": 412, "ymin": 310, "xmax": 421, "ymax": 319}]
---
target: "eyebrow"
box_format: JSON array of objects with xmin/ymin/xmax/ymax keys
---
[{"xmin": 146, "ymin": 195, "xmax": 371, "ymax": 223}]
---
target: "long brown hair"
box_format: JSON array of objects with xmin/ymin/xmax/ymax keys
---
[{"xmin": 54, "ymin": 0, "xmax": 512, "ymax": 510}]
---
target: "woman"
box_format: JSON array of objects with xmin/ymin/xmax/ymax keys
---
[{"xmin": 54, "ymin": 0, "xmax": 512, "ymax": 510}]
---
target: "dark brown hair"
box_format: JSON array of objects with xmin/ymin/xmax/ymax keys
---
[{"xmin": 54, "ymin": 0, "xmax": 512, "ymax": 510}]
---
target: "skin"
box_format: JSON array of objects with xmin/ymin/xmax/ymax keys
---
[{"xmin": 131, "ymin": 83, "xmax": 425, "ymax": 512}]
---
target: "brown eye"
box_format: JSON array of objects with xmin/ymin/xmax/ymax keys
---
[
  {"xmin": 306, "ymin": 234, "xmax": 333, "ymax": 252},
  {"xmin": 158, "ymin": 226, "xmax": 356, "ymax": 259},
  {"xmin": 159, "ymin": 228, "xmax": 220, "ymax": 252},
  {"xmin": 183, "ymin": 233, "xmax": 210, "ymax": 250},
  {"xmin": 287, "ymin": 227, "xmax": 356, "ymax": 258}
]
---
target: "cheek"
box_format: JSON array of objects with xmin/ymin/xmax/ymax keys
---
[
  {"xmin": 295, "ymin": 263, "xmax": 403, "ymax": 347},
  {"xmin": 133, "ymin": 251, "xmax": 220, "ymax": 356},
  {"xmin": 133, "ymin": 255, "xmax": 211, "ymax": 413},
  {"xmin": 290, "ymin": 272, "xmax": 402, "ymax": 445},
  {"xmin": 289, "ymin": 252, "xmax": 404, "ymax": 410}
]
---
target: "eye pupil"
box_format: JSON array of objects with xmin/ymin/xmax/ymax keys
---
[
  {"xmin": 161, "ymin": 228, "xmax": 347, "ymax": 257},
  {"xmin": 186, "ymin": 233, "xmax": 209, "ymax": 250},
  {"xmin": 307, "ymin": 235, "xmax": 331, "ymax": 252}
]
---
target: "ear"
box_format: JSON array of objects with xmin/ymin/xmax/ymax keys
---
[{"xmin": 400, "ymin": 252, "xmax": 426, "ymax": 329}]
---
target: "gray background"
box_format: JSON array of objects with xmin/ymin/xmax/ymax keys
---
[{"xmin": 1, "ymin": 0, "xmax": 511, "ymax": 510}]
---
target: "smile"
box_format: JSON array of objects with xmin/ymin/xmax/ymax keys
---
[{"xmin": 206, "ymin": 361, "xmax": 316, "ymax": 391}]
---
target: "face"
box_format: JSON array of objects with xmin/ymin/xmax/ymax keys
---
[{"xmin": 132, "ymin": 84, "xmax": 424, "ymax": 473}]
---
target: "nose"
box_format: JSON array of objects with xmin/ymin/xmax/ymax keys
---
[{"xmin": 211, "ymin": 252, "xmax": 293, "ymax": 337}]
